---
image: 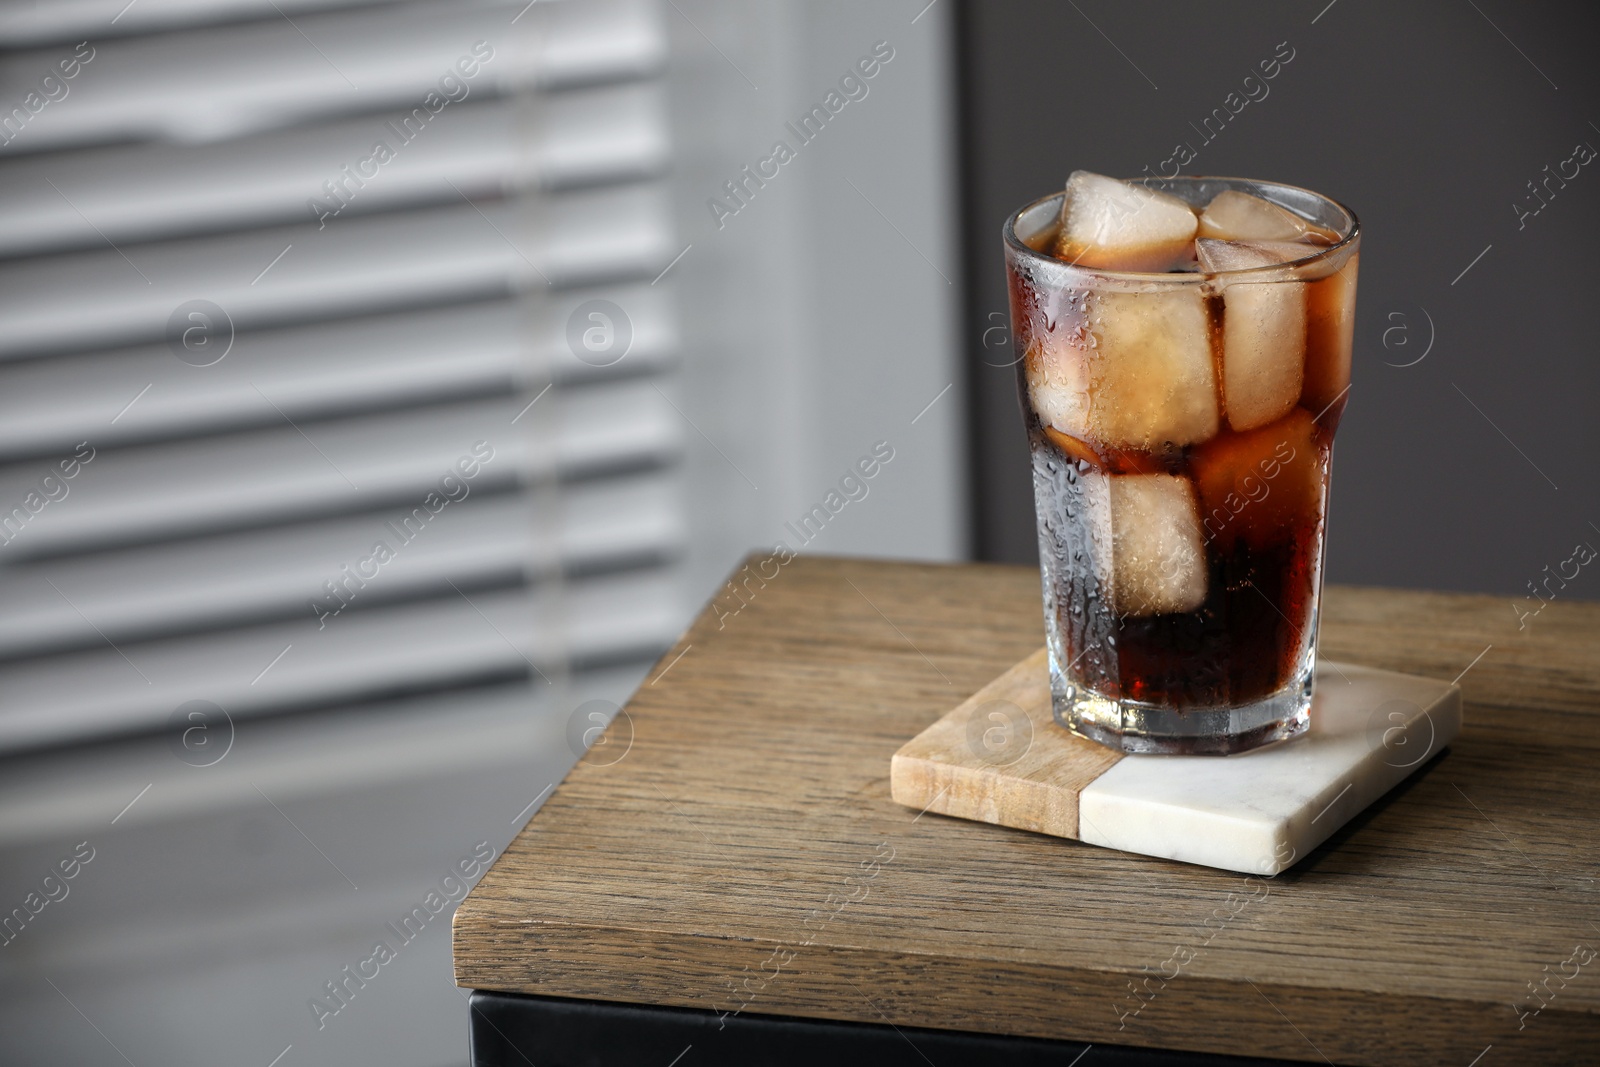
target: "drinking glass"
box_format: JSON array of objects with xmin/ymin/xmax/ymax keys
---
[{"xmin": 1004, "ymin": 176, "xmax": 1359, "ymax": 754}]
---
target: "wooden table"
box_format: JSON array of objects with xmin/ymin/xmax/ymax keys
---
[{"xmin": 453, "ymin": 556, "xmax": 1600, "ymax": 1066}]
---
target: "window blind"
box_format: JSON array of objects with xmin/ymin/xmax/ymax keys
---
[{"xmin": 0, "ymin": 0, "xmax": 685, "ymax": 752}]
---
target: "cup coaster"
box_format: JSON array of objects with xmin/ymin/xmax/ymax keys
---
[{"xmin": 889, "ymin": 650, "xmax": 1461, "ymax": 875}]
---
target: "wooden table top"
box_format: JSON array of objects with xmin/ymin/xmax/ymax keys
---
[{"xmin": 453, "ymin": 556, "xmax": 1600, "ymax": 1066}]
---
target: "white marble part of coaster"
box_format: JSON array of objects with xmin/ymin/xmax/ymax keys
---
[{"xmin": 1076, "ymin": 662, "xmax": 1462, "ymax": 875}]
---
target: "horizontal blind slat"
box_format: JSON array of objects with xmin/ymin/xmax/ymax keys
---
[
  {"xmin": 0, "ymin": 284, "xmax": 677, "ymax": 456},
  {"xmin": 0, "ymin": 0, "xmax": 665, "ymax": 150},
  {"xmin": 0, "ymin": 383, "xmax": 682, "ymax": 556},
  {"xmin": 0, "ymin": 472, "xmax": 683, "ymax": 656},
  {"xmin": 0, "ymin": 184, "xmax": 675, "ymax": 359},
  {"xmin": 0, "ymin": 0, "xmax": 409, "ymax": 45},
  {"xmin": 0, "ymin": 571, "xmax": 682, "ymax": 750},
  {"xmin": 0, "ymin": 84, "xmax": 668, "ymax": 256}
]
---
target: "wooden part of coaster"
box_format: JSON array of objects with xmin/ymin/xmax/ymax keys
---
[{"xmin": 889, "ymin": 647, "xmax": 1120, "ymax": 838}]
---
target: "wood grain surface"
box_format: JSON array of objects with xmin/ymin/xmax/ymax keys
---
[{"xmin": 453, "ymin": 555, "xmax": 1600, "ymax": 1066}]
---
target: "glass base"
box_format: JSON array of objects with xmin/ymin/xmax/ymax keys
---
[{"xmin": 1052, "ymin": 662, "xmax": 1314, "ymax": 756}]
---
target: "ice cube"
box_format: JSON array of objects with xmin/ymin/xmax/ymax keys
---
[
  {"xmin": 1080, "ymin": 287, "xmax": 1218, "ymax": 450},
  {"xmin": 1055, "ymin": 171, "xmax": 1198, "ymax": 273},
  {"xmin": 1197, "ymin": 238, "xmax": 1306, "ymax": 432},
  {"xmin": 1197, "ymin": 190, "xmax": 1320, "ymax": 242},
  {"xmin": 1023, "ymin": 333, "xmax": 1090, "ymax": 440},
  {"xmin": 1025, "ymin": 277, "xmax": 1217, "ymax": 452},
  {"xmin": 1194, "ymin": 238, "xmax": 1312, "ymax": 271},
  {"xmin": 1107, "ymin": 473, "xmax": 1208, "ymax": 617},
  {"xmin": 1191, "ymin": 408, "xmax": 1322, "ymax": 552}
]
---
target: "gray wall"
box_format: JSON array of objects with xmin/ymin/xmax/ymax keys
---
[{"xmin": 960, "ymin": 0, "xmax": 1600, "ymax": 606}]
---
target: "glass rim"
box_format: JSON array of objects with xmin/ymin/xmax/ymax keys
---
[{"xmin": 1002, "ymin": 175, "xmax": 1361, "ymax": 282}]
